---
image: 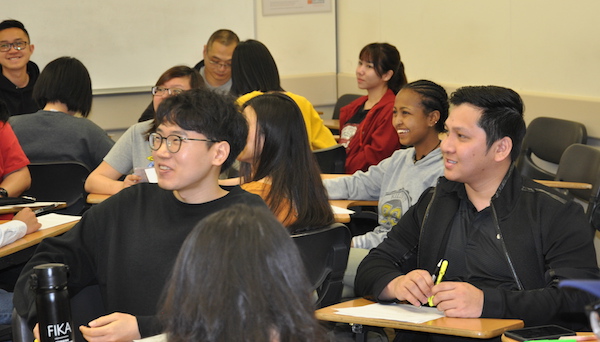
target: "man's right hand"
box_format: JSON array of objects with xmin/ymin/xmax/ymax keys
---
[
  {"xmin": 380, "ymin": 269, "xmax": 434, "ymax": 307},
  {"xmin": 14, "ymin": 207, "xmax": 41, "ymax": 234}
]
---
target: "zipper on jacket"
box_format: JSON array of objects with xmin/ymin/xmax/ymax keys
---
[{"xmin": 490, "ymin": 203, "xmax": 524, "ymax": 291}]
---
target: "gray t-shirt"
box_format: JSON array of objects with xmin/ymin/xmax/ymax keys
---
[
  {"xmin": 104, "ymin": 120, "xmax": 153, "ymax": 174},
  {"xmin": 199, "ymin": 66, "xmax": 232, "ymax": 95}
]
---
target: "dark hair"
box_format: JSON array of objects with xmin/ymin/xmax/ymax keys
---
[
  {"xmin": 0, "ymin": 99, "xmax": 8, "ymax": 123},
  {"xmin": 0, "ymin": 19, "xmax": 29, "ymax": 40},
  {"xmin": 230, "ymin": 40, "xmax": 284, "ymax": 97},
  {"xmin": 32, "ymin": 57, "xmax": 92, "ymax": 117},
  {"xmin": 206, "ymin": 29, "xmax": 239, "ymax": 49},
  {"xmin": 155, "ymin": 65, "xmax": 203, "ymax": 89},
  {"xmin": 161, "ymin": 204, "xmax": 327, "ymax": 342},
  {"xmin": 240, "ymin": 93, "xmax": 334, "ymax": 231},
  {"xmin": 403, "ymin": 80, "xmax": 449, "ymax": 133},
  {"xmin": 359, "ymin": 43, "xmax": 407, "ymax": 94},
  {"xmin": 450, "ymin": 85, "xmax": 526, "ymax": 161},
  {"xmin": 155, "ymin": 88, "xmax": 247, "ymax": 171},
  {"xmin": 146, "ymin": 66, "xmax": 204, "ymax": 134}
]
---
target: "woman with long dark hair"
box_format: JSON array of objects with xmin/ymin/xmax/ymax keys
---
[
  {"xmin": 136, "ymin": 204, "xmax": 327, "ymax": 342},
  {"xmin": 223, "ymin": 93, "xmax": 334, "ymax": 232},
  {"xmin": 340, "ymin": 42, "xmax": 408, "ymax": 173},
  {"xmin": 231, "ymin": 39, "xmax": 336, "ymax": 151}
]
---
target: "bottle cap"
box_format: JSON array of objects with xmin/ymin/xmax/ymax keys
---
[{"xmin": 31, "ymin": 263, "xmax": 69, "ymax": 290}]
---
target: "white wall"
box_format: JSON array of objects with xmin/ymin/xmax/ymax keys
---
[{"xmin": 337, "ymin": 0, "xmax": 600, "ymax": 137}]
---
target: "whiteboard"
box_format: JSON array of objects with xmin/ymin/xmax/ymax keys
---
[{"xmin": 3, "ymin": 0, "xmax": 255, "ymax": 91}]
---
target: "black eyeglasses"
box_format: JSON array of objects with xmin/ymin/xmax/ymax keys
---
[
  {"xmin": 148, "ymin": 132, "xmax": 218, "ymax": 153},
  {"xmin": 151, "ymin": 86, "xmax": 185, "ymax": 96},
  {"xmin": 0, "ymin": 41, "xmax": 28, "ymax": 52}
]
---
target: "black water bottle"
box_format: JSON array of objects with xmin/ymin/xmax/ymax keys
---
[{"xmin": 30, "ymin": 263, "xmax": 75, "ymax": 342}]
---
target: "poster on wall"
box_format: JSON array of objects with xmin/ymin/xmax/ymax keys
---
[{"xmin": 262, "ymin": 0, "xmax": 332, "ymax": 16}]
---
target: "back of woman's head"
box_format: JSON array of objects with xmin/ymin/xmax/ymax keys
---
[
  {"xmin": 155, "ymin": 65, "xmax": 203, "ymax": 89},
  {"xmin": 33, "ymin": 56, "xmax": 92, "ymax": 116},
  {"xmin": 241, "ymin": 93, "xmax": 334, "ymax": 231},
  {"xmin": 359, "ymin": 43, "xmax": 407, "ymax": 94},
  {"xmin": 162, "ymin": 204, "xmax": 325, "ymax": 342},
  {"xmin": 403, "ymin": 79, "xmax": 449, "ymax": 133},
  {"xmin": 230, "ymin": 39, "xmax": 283, "ymax": 97}
]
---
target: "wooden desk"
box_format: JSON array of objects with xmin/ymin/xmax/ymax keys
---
[
  {"xmin": 534, "ymin": 180, "xmax": 592, "ymax": 190},
  {"xmin": 87, "ymin": 193, "xmax": 109, "ymax": 204},
  {"xmin": 0, "ymin": 202, "xmax": 67, "ymax": 215},
  {"xmin": 316, "ymin": 298, "xmax": 524, "ymax": 340},
  {"xmin": 0, "ymin": 219, "xmax": 79, "ymax": 258},
  {"xmin": 323, "ymin": 119, "xmax": 340, "ymax": 130},
  {"xmin": 502, "ymin": 331, "xmax": 596, "ymax": 342}
]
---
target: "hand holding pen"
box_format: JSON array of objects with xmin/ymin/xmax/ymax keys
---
[{"xmin": 428, "ymin": 259, "xmax": 449, "ymax": 306}]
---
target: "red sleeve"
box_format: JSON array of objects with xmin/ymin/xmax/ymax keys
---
[{"xmin": 0, "ymin": 122, "xmax": 30, "ymax": 178}]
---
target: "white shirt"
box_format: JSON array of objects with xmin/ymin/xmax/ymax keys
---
[{"xmin": 0, "ymin": 220, "xmax": 27, "ymax": 247}]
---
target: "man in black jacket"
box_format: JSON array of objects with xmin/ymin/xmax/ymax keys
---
[{"xmin": 356, "ymin": 85, "xmax": 600, "ymax": 339}]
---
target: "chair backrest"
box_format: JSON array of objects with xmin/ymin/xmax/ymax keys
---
[
  {"xmin": 313, "ymin": 144, "xmax": 346, "ymax": 174},
  {"xmin": 332, "ymin": 94, "xmax": 362, "ymax": 120},
  {"xmin": 555, "ymin": 144, "xmax": 600, "ymax": 230},
  {"xmin": 291, "ymin": 223, "xmax": 351, "ymax": 308},
  {"xmin": 23, "ymin": 162, "xmax": 91, "ymax": 215},
  {"xmin": 516, "ymin": 117, "xmax": 587, "ymax": 181}
]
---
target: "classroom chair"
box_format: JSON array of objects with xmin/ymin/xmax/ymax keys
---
[
  {"xmin": 554, "ymin": 144, "xmax": 600, "ymax": 230},
  {"xmin": 313, "ymin": 144, "xmax": 346, "ymax": 174},
  {"xmin": 515, "ymin": 117, "xmax": 587, "ymax": 181},
  {"xmin": 23, "ymin": 161, "xmax": 91, "ymax": 215},
  {"xmin": 292, "ymin": 223, "xmax": 351, "ymax": 309},
  {"xmin": 329, "ymin": 94, "xmax": 362, "ymax": 135}
]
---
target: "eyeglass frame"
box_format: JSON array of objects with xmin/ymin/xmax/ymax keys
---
[
  {"xmin": 0, "ymin": 41, "xmax": 29, "ymax": 52},
  {"xmin": 207, "ymin": 59, "xmax": 232, "ymax": 69},
  {"xmin": 151, "ymin": 86, "xmax": 185, "ymax": 96},
  {"xmin": 148, "ymin": 132, "xmax": 219, "ymax": 153}
]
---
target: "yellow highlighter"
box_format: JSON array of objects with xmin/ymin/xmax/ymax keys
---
[{"xmin": 427, "ymin": 259, "xmax": 448, "ymax": 306}]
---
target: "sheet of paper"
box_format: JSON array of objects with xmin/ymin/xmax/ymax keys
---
[
  {"xmin": 38, "ymin": 213, "xmax": 81, "ymax": 230},
  {"xmin": 0, "ymin": 202, "xmax": 66, "ymax": 211},
  {"xmin": 145, "ymin": 167, "xmax": 158, "ymax": 183},
  {"xmin": 331, "ymin": 205, "xmax": 355, "ymax": 215},
  {"xmin": 335, "ymin": 303, "xmax": 444, "ymax": 324}
]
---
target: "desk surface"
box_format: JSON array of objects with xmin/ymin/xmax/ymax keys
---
[
  {"xmin": 316, "ymin": 298, "xmax": 524, "ymax": 339},
  {"xmin": 0, "ymin": 220, "xmax": 79, "ymax": 258},
  {"xmin": 323, "ymin": 119, "xmax": 339, "ymax": 130},
  {"xmin": 502, "ymin": 331, "xmax": 596, "ymax": 342}
]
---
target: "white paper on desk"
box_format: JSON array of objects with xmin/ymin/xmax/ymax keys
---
[
  {"xmin": 144, "ymin": 168, "xmax": 158, "ymax": 183},
  {"xmin": 37, "ymin": 213, "xmax": 81, "ymax": 230},
  {"xmin": 331, "ymin": 205, "xmax": 355, "ymax": 215},
  {"xmin": 335, "ymin": 303, "xmax": 444, "ymax": 324},
  {"xmin": 0, "ymin": 201, "xmax": 66, "ymax": 211}
]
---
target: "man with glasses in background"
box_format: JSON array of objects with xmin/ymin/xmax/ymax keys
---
[
  {"xmin": 14, "ymin": 88, "xmax": 267, "ymax": 342},
  {"xmin": 0, "ymin": 20, "xmax": 38, "ymax": 116},
  {"xmin": 194, "ymin": 29, "xmax": 239, "ymax": 94}
]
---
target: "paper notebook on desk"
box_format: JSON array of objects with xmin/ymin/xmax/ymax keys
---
[
  {"xmin": 37, "ymin": 213, "xmax": 81, "ymax": 230},
  {"xmin": 331, "ymin": 205, "xmax": 355, "ymax": 215},
  {"xmin": 0, "ymin": 201, "xmax": 66, "ymax": 210},
  {"xmin": 335, "ymin": 303, "xmax": 444, "ymax": 324}
]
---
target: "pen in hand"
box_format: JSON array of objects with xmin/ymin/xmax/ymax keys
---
[
  {"xmin": 428, "ymin": 259, "xmax": 448, "ymax": 306},
  {"xmin": 33, "ymin": 203, "xmax": 59, "ymax": 216}
]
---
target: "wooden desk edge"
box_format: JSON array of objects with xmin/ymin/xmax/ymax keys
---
[
  {"xmin": 534, "ymin": 180, "xmax": 592, "ymax": 189},
  {"xmin": 0, "ymin": 220, "xmax": 78, "ymax": 257},
  {"xmin": 87, "ymin": 193, "xmax": 110, "ymax": 204},
  {"xmin": 316, "ymin": 299, "xmax": 524, "ymax": 339}
]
